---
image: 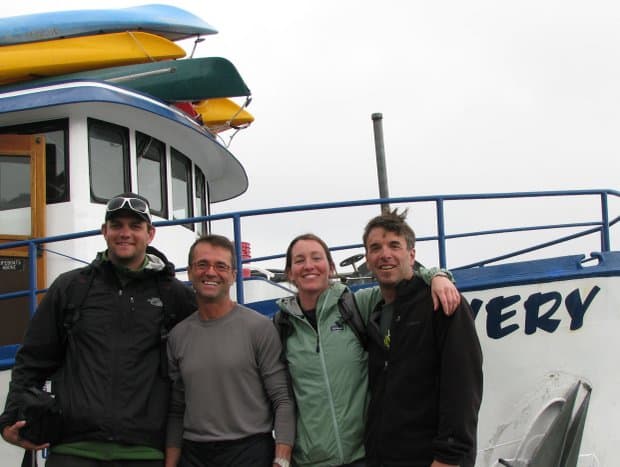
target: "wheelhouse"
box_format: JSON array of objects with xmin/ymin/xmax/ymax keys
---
[{"xmin": 0, "ymin": 81, "xmax": 248, "ymax": 345}]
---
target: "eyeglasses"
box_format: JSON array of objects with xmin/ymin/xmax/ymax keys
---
[
  {"xmin": 191, "ymin": 260, "xmax": 232, "ymax": 273},
  {"xmin": 106, "ymin": 196, "xmax": 151, "ymax": 219}
]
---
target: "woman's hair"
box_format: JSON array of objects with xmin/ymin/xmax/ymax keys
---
[{"xmin": 284, "ymin": 233, "xmax": 336, "ymax": 276}]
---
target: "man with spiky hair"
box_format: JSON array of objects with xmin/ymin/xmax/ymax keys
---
[{"xmin": 360, "ymin": 209, "xmax": 483, "ymax": 467}]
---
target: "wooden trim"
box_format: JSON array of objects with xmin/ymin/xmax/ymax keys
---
[
  {"xmin": 31, "ymin": 135, "xmax": 46, "ymax": 290},
  {"xmin": 0, "ymin": 134, "xmax": 47, "ymax": 290},
  {"xmin": 0, "ymin": 247, "xmax": 29, "ymax": 258}
]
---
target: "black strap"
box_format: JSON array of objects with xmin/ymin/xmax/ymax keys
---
[
  {"xmin": 21, "ymin": 450, "xmax": 36, "ymax": 467},
  {"xmin": 155, "ymin": 276, "xmax": 189, "ymax": 378},
  {"xmin": 61, "ymin": 267, "xmax": 96, "ymax": 344},
  {"xmin": 337, "ymin": 289, "xmax": 368, "ymax": 350},
  {"xmin": 272, "ymin": 310, "xmax": 293, "ymax": 363},
  {"xmin": 274, "ymin": 289, "xmax": 368, "ymax": 353}
]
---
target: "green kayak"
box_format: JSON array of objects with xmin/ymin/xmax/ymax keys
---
[{"xmin": 1, "ymin": 56, "xmax": 251, "ymax": 101}]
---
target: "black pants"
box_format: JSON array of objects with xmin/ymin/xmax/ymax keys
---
[
  {"xmin": 366, "ymin": 461, "xmax": 427, "ymax": 467},
  {"xmin": 45, "ymin": 453, "xmax": 163, "ymax": 467},
  {"xmin": 180, "ymin": 432, "xmax": 274, "ymax": 467}
]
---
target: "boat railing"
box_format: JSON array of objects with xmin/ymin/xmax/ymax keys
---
[{"xmin": 1, "ymin": 188, "xmax": 618, "ymax": 315}]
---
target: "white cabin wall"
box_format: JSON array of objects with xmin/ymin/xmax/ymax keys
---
[
  {"xmin": 148, "ymin": 223, "xmax": 198, "ymax": 279},
  {"xmin": 44, "ymin": 117, "xmax": 108, "ymax": 284},
  {"xmin": 0, "ymin": 99, "xmax": 236, "ymax": 288},
  {"xmin": 38, "ymin": 110, "xmax": 210, "ymax": 283}
]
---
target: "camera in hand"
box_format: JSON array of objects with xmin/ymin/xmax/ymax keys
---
[{"xmin": 17, "ymin": 386, "xmax": 63, "ymax": 445}]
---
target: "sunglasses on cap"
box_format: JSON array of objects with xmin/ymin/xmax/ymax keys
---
[{"xmin": 106, "ymin": 196, "xmax": 151, "ymax": 222}]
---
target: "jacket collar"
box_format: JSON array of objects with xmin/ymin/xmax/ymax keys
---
[
  {"xmin": 277, "ymin": 281, "xmax": 347, "ymax": 317},
  {"xmin": 394, "ymin": 274, "xmax": 425, "ymax": 297},
  {"xmin": 370, "ymin": 275, "xmax": 425, "ymax": 321},
  {"xmin": 92, "ymin": 245, "xmax": 176, "ymax": 278}
]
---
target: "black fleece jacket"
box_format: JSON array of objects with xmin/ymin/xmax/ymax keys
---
[
  {"xmin": 365, "ymin": 276, "xmax": 483, "ymax": 467},
  {"xmin": 0, "ymin": 246, "xmax": 196, "ymax": 450}
]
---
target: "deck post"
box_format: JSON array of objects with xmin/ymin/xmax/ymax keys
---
[
  {"xmin": 601, "ymin": 192, "xmax": 610, "ymax": 251},
  {"xmin": 232, "ymin": 214, "xmax": 245, "ymax": 304},
  {"xmin": 28, "ymin": 242, "xmax": 38, "ymax": 317},
  {"xmin": 435, "ymin": 199, "xmax": 447, "ymax": 269}
]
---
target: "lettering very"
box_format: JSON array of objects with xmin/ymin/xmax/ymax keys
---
[{"xmin": 469, "ymin": 285, "xmax": 601, "ymax": 339}]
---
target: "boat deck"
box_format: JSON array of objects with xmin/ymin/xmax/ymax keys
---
[{"xmin": 0, "ymin": 189, "xmax": 618, "ymax": 466}]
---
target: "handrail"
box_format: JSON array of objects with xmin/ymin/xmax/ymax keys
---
[{"xmin": 1, "ymin": 189, "xmax": 618, "ymax": 312}]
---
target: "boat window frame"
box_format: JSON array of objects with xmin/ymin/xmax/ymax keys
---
[
  {"xmin": 87, "ymin": 118, "xmax": 130, "ymax": 204},
  {"xmin": 195, "ymin": 166, "xmax": 209, "ymax": 235},
  {"xmin": 136, "ymin": 131, "xmax": 168, "ymax": 219},
  {"xmin": 0, "ymin": 119, "xmax": 69, "ymax": 205},
  {"xmin": 170, "ymin": 148, "xmax": 194, "ymax": 231}
]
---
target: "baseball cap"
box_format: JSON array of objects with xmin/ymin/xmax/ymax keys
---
[{"xmin": 105, "ymin": 192, "xmax": 152, "ymax": 224}]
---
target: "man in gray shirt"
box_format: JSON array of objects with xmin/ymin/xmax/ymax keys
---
[{"xmin": 165, "ymin": 234, "xmax": 295, "ymax": 467}]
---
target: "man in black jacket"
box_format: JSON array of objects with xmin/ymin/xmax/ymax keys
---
[
  {"xmin": 0, "ymin": 193, "xmax": 196, "ymax": 466},
  {"xmin": 362, "ymin": 209, "xmax": 483, "ymax": 467}
]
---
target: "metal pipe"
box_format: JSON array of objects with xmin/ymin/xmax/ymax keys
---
[
  {"xmin": 107, "ymin": 67, "xmax": 176, "ymax": 83},
  {"xmin": 371, "ymin": 113, "xmax": 390, "ymax": 213},
  {"xmin": 601, "ymin": 192, "xmax": 610, "ymax": 251}
]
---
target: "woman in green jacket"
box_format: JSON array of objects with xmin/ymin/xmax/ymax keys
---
[{"xmin": 275, "ymin": 233, "xmax": 459, "ymax": 467}]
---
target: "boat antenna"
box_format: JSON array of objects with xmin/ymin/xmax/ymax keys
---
[
  {"xmin": 372, "ymin": 112, "xmax": 390, "ymax": 214},
  {"xmin": 190, "ymin": 36, "xmax": 205, "ymax": 58}
]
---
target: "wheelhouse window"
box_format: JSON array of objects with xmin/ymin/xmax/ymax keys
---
[
  {"xmin": 88, "ymin": 119, "xmax": 129, "ymax": 201},
  {"xmin": 171, "ymin": 149, "xmax": 193, "ymax": 230},
  {"xmin": 195, "ymin": 167, "xmax": 209, "ymax": 235},
  {"xmin": 0, "ymin": 156, "xmax": 30, "ymax": 235},
  {"xmin": 0, "ymin": 156, "xmax": 29, "ymax": 211},
  {"xmin": 0, "ymin": 119, "xmax": 69, "ymax": 204},
  {"xmin": 137, "ymin": 132, "xmax": 167, "ymax": 218}
]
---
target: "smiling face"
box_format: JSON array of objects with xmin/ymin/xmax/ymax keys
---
[
  {"xmin": 286, "ymin": 239, "xmax": 334, "ymax": 296},
  {"xmin": 101, "ymin": 214, "xmax": 155, "ymax": 270},
  {"xmin": 365, "ymin": 227, "xmax": 415, "ymax": 289},
  {"xmin": 188, "ymin": 241, "xmax": 236, "ymax": 303}
]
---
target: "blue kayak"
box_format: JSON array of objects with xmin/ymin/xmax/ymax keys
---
[{"xmin": 0, "ymin": 4, "xmax": 218, "ymax": 45}]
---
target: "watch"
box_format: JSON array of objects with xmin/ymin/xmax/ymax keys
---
[
  {"xmin": 432, "ymin": 270, "xmax": 454, "ymax": 282},
  {"xmin": 273, "ymin": 457, "xmax": 290, "ymax": 467}
]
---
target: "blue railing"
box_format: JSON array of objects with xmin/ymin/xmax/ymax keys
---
[{"xmin": 1, "ymin": 189, "xmax": 618, "ymax": 316}]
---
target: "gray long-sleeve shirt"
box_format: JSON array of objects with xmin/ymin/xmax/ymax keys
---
[{"xmin": 166, "ymin": 304, "xmax": 295, "ymax": 447}]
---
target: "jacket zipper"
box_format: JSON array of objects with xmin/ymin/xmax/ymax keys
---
[
  {"xmin": 315, "ymin": 290, "xmax": 345, "ymax": 463},
  {"xmin": 107, "ymin": 288, "xmax": 125, "ymax": 441},
  {"xmin": 378, "ymin": 311, "xmax": 396, "ymax": 458},
  {"xmin": 372, "ymin": 307, "xmax": 394, "ymax": 460},
  {"xmin": 284, "ymin": 289, "xmax": 346, "ymax": 463}
]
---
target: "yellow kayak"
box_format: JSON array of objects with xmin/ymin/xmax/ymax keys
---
[
  {"xmin": 194, "ymin": 98, "xmax": 254, "ymax": 133},
  {"xmin": 0, "ymin": 31, "xmax": 186, "ymax": 85}
]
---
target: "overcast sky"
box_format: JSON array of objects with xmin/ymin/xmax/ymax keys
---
[{"xmin": 5, "ymin": 1, "xmax": 620, "ymax": 268}]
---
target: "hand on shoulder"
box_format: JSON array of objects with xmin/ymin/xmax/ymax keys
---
[{"xmin": 430, "ymin": 274, "xmax": 461, "ymax": 315}]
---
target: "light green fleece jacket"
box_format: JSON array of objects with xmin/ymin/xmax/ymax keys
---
[{"xmin": 276, "ymin": 267, "xmax": 442, "ymax": 466}]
